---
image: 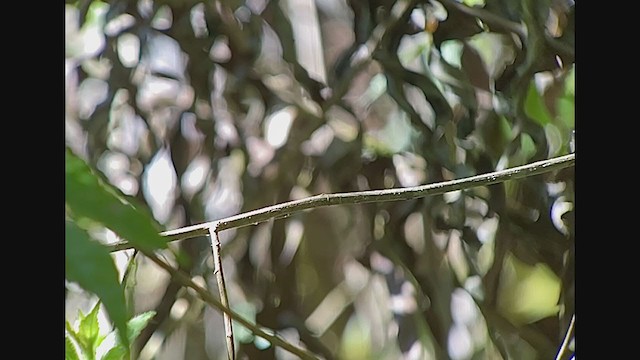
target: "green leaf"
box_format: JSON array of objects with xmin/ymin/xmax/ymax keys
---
[
  {"xmin": 476, "ymin": 112, "xmax": 512, "ymax": 159},
  {"xmin": 556, "ymin": 96, "xmax": 574, "ymax": 129},
  {"xmin": 524, "ymin": 81, "xmax": 553, "ymax": 126},
  {"xmin": 125, "ymin": 311, "xmax": 157, "ymax": 344},
  {"xmin": 440, "ymin": 40, "xmax": 464, "ymax": 69},
  {"xmin": 65, "ymin": 221, "xmax": 129, "ymax": 350},
  {"xmin": 65, "ymin": 148, "xmax": 167, "ymax": 252},
  {"xmin": 520, "ymin": 133, "xmax": 536, "ymax": 163},
  {"xmin": 83, "ymin": 1, "xmax": 108, "ymax": 29},
  {"xmin": 556, "ymin": 67, "xmax": 575, "ymax": 129},
  {"xmin": 66, "ymin": 334, "xmax": 81, "ymax": 360},
  {"xmin": 544, "ymin": 123, "xmax": 563, "ymax": 157},
  {"xmin": 497, "ymin": 254, "xmax": 561, "ymax": 325},
  {"xmin": 66, "ymin": 321, "xmax": 85, "ymax": 356},
  {"xmin": 123, "ymin": 255, "xmax": 139, "ymax": 310},
  {"xmin": 101, "ymin": 310, "xmax": 157, "ymax": 360},
  {"xmin": 100, "ymin": 346, "xmax": 127, "ymax": 360},
  {"xmin": 77, "ymin": 302, "xmax": 105, "ymax": 355},
  {"xmin": 564, "ymin": 66, "xmax": 575, "ymax": 96}
]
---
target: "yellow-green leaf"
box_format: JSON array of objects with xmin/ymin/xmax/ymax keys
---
[{"xmin": 66, "ymin": 221, "xmax": 129, "ymax": 350}]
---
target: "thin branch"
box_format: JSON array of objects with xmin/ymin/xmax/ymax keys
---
[
  {"xmin": 109, "ymin": 154, "xmax": 575, "ymax": 252},
  {"xmin": 555, "ymin": 314, "xmax": 575, "ymax": 360},
  {"xmin": 438, "ymin": 0, "xmax": 526, "ymax": 38},
  {"xmin": 209, "ymin": 225, "xmax": 235, "ymax": 360},
  {"xmin": 142, "ymin": 250, "xmax": 320, "ymax": 360}
]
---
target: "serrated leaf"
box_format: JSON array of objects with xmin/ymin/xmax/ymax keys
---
[
  {"xmin": 126, "ymin": 311, "xmax": 157, "ymax": 344},
  {"xmin": 66, "ymin": 221, "xmax": 129, "ymax": 350},
  {"xmin": 66, "ymin": 320, "xmax": 86, "ymax": 357},
  {"xmin": 77, "ymin": 302, "xmax": 105, "ymax": 354},
  {"xmin": 103, "ymin": 310, "xmax": 156, "ymax": 358},
  {"xmin": 65, "ymin": 148, "xmax": 166, "ymax": 252},
  {"xmin": 524, "ymin": 81, "xmax": 552, "ymax": 126},
  {"xmin": 100, "ymin": 345, "xmax": 127, "ymax": 360},
  {"xmin": 66, "ymin": 334, "xmax": 81, "ymax": 360},
  {"xmin": 66, "ymin": 319, "xmax": 80, "ymax": 342}
]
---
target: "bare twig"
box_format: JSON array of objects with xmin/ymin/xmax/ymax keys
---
[
  {"xmin": 209, "ymin": 225, "xmax": 235, "ymax": 360},
  {"xmin": 438, "ymin": 0, "xmax": 526, "ymax": 38},
  {"xmin": 142, "ymin": 250, "xmax": 320, "ymax": 360},
  {"xmin": 109, "ymin": 153, "xmax": 575, "ymax": 252},
  {"xmin": 555, "ymin": 314, "xmax": 575, "ymax": 360}
]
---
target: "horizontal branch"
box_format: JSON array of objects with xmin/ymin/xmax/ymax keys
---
[{"xmin": 109, "ymin": 153, "xmax": 575, "ymax": 253}]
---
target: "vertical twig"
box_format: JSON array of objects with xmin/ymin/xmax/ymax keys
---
[
  {"xmin": 555, "ymin": 314, "xmax": 575, "ymax": 360},
  {"xmin": 143, "ymin": 251, "xmax": 320, "ymax": 359},
  {"xmin": 209, "ymin": 223, "xmax": 235, "ymax": 360}
]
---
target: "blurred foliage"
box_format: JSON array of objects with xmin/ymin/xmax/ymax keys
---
[{"xmin": 65, "ymin": 0, "xmax": 575, "ymax": 358}]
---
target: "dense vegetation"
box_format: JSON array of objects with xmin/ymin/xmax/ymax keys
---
[{"xmin": 65, "ymin": 0, "xmax": 575, "ymax": 359}]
